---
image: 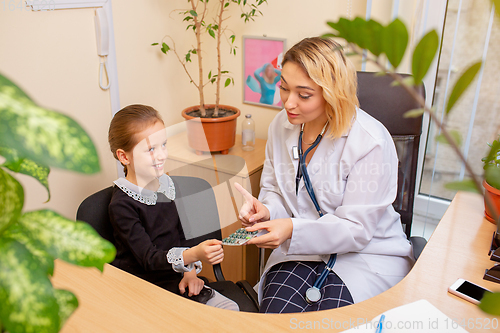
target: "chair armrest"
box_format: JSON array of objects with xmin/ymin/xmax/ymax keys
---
[
  {"xmin": 410, "ymin": 236, "xmax": 427, "ymax": 260},
  {"xmin": 236, "ymin": 280, "xmax": 259, "ymax": 311},
  {"xmin": 213, "ymin": 263, "xmax": 225, "ymax": 281}
]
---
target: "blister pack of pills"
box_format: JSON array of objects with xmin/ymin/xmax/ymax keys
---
[{"xmin": 222, "ymin": 228, "xmax": 259, "ymax": 246}]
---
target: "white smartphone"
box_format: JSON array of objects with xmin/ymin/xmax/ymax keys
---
[{"xmin": 448, "ymin": 278, "xmax": 492, "ymax": 304}]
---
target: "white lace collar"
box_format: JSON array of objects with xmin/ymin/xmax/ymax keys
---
[{"xmin": 113, "ymin": 174, "xmax": 176, "ymax": 205}]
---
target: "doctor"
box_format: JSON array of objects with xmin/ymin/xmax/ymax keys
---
[{"xmin": 235, "ymin": 37, "xmax": 414, "ymax": 314}]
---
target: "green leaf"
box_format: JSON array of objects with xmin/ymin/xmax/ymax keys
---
[
  {"xmin": 412, "ymin": 30, "xmax": 439, "ymax": 85},
  {"xmin": 444, "ymin": 179, "xmax": 480, "ymax": 193},
  {"xmin": 383, "ymin": 18, "xmax": 408, "ymax": 68},
  {"xmin": 224, "ymin": 78, "xmax": 231, "ymax": 87},
  {"xmin": 4, "ymin": 222, "xmax": 54, "ymax": 275},
  {"xmin": 1, "ymin": 147, "xmax": 51, "ymax": 200},
  {"xmin": 403, "ymin": 109, "xmax": 425, "ymax": 118},
  {"xmin": 435, "ymin": 130, "xmax": 462, "ymax": 146},
  {"xmin": 345, "ymin": 17, "xmax": 369, "ymax": 50},
  {"xmin": 483, "ymin": 137, "xmax": 500, "ymax": 168},
  {"xmin": 0, "ymin": 167, "xmax": 23, "ymax": 234},
  {"xmin": 327, "ymin": 18, "xmax": 360, "ymax": 46},
  {"xmin": 17, "ymin": 159, "xmax": 50, "ymax": 200},
  {"xmin": 446, "ymin": 62, "xmax": 482, "ymax": 114},
  {"xmin": 0, "ymin": 74, "xmax": 100, "ymax": 174},
  {"xmin": 189, "ymin": 9, "xmax": 197, "ymax": 17},
  {"xmin": 230, "ymin": 34, "xmax": 235, "ymax": 43},
  {"xmin": 479, "ymin": 291, "xmax": 500, "ymax": 316},
  {"xmin": 326, "ymin": 17, "xmax": 406, "ymax": 65},
  {"xmin": 208, "ymin": 28, "xmax": 215, "ymax": 39},
  {"xmin": 485, "ymin": 165, "xmax": 500, "ymax": 190},
  {"xmin": 0, "ymin": 238, "xmax": 60, "ymax": 333},
  {"xmin": 363, "ymin": 19, "xmax": 385, "ymax": 57},
  {"xmin": 151, "ymin": 42, "xmax": 158, "ymax": 46},
  {"xmin": 18, "ymin": 210, "xmax": 116, "ymax": 271},
  {"xmin": 53, "ymin": 289, "xmax": 78, "ymax": 330},
  {"xmin": 185, "ymin": 52, "xmax": 191, "ymax": 62},
  {"xmin": 208, "ymin": 71, "xmax": 212, "ymax": 80},
  {"xmin": 0, "ymin": 71, "xmax": 35, "ymax": 105},
  {"xmin": 161, "ymin": 42, "xmax": 170, "ymax": 54},
  {"xmin": 0, "ymin": 147, "xmax": 23, "ymax": 171}
]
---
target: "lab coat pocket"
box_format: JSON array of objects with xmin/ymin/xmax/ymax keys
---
[
  {"xmin": 315, "ymin": 180, "xmax": 345, "ymax": 212},
  {"xmin": 359, "ymin": 253, "xmax": 412, "ymax": 278}
]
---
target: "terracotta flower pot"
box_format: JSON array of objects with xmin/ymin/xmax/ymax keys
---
[
  {"xmin": 483, "ymin": 179, "xmax": 500, "ymax": 224},
  {"xmin": 181, "ymin": 104, "xmax": 240, "ymax": 155}
]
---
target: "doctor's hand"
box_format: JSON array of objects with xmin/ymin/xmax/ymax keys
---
[
  {"xmin": 234, "ymin": 182, "xmax": 270, "ymax": 227},
  {"xmin": 245, "ymin": 218, "xmax": 293, "ymax": 249}
]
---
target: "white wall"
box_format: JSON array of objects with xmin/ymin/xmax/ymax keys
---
[
  {"xmin": 0, "ymin": 6, "xmax": 116, "ymax": 219},
  {"xmin": 0, "ymin": 0, "xmax": 419, "ymax": 219}
]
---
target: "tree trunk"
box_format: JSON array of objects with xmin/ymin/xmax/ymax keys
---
[
  {"xmin": 214, "ymin": 0, "xmax": 225, "ymax": 117},
  {"xmin": 192, "ymin": 0, "xmax": 206, "ymax": 116}
]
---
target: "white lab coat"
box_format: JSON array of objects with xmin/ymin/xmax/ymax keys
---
[{"xmin": 257, "ymin": 108, "xmax": 414, "ymax": 304}]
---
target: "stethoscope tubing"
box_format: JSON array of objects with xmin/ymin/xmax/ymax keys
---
[
  {"xmin": 298, "ymin": 131, "xmax": 324, "ymax": 217},
  {"xmin": 297, "ymin": 122, "xmax": 338, "ymax": 303}
]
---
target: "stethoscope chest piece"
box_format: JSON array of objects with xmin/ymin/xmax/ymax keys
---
[{"xmin": 305, "ymin": 287, "xmax": 321, "ymax": 304}]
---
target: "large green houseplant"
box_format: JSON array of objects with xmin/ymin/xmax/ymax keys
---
[
  {"xmin": 153, "ymin": 0, "xmax": 267, "ymax": 154},
  {"xmin": 323, "ymin": 0, "xmax": 500, "ymax": 317},
  {"xmin": 0, "ymin": 73, "xmax": 116, "ymax": 332}
]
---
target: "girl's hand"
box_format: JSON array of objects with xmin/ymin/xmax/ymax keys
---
[
  {"xmin": 194, "ymin": 239, "xmax": 224, "ymax": 265},
  {"xmin": 234, "ymin": 182, "xmax": 270, "ymax": 227},
  {"xmin": 179, "ymin": 270, "xmax": 204, "ymax": 296},
  {"xmin": 245, "ymin": 218, "xmax": 293, "ymax": 249}
]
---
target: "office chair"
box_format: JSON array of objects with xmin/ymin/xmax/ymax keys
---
[
  {"xmin": 357, "ymin": 71, "xmax": 427, "ymax": 259},
  {"xmin": 76, "ymin": 175, "xmax": 259, "ymax": 312}
]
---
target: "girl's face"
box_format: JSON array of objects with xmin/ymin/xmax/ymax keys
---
[
  {"xmin": 279, "ymin": 61, "xmax": 327, "ymax": 127},
  {"xmin": 124, "ymin": 121, "xmax": 168, "ymax": 189}
]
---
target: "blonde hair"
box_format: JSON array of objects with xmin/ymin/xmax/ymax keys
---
[
  {"xmin": 282, "ymin": 37, "xmax": 359, "ymax": 139},
  {"xmin": 108, "ymin": 104, "xmax": 164, "ymax": 176}
]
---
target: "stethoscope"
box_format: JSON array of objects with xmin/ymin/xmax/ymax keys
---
[{"xmin": 295, "ymin": 122, "xmax": 338, "ymax": 304}]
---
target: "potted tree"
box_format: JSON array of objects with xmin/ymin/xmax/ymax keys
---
[
  {"xmin": 153, "ymin": 0, "xmax": 267, "ymax": 154},
  {"xmin": 482, "ymin": 136, "xmax": 500, "ymax": 224}
]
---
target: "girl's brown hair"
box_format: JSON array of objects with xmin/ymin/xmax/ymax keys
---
[
  {"xmin": 281, "ymin": 37, "xmax": 359, "ymax": 139},
  {"xmin": 108, "ymin": 104, "xmax": 164, "ymax": 176}
]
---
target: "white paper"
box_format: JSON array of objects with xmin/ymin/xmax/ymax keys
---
[{"xmin": 340, "ymin": 299, "xmax": 469, "ymax": 332}]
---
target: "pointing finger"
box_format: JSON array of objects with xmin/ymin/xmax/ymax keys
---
[{"xmin": 234, "ymin": 182, "xmax": 254, "ymax": 204}]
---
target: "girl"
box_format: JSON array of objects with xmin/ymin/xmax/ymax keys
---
[
  {"xmin": 108, "ymin": 104, "xmax": 238, "ymax": 310},
  {"xmin": 236, "ymin": 37, "xmax": 414, "ymax": 313}
]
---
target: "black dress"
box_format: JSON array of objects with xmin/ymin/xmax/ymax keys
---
[{"xmin": 108, "ymin": 184, "xmax": 187, "ymax": 294}]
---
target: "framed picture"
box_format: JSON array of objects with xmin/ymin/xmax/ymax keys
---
[{"xmin": 243, "ymin": 36, "xmax": 286, "ymax": 109}]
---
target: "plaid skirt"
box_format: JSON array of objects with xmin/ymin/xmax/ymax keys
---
[{"xmin": 260, "ymin": 261, "xmax": 354, "ymax": 313}]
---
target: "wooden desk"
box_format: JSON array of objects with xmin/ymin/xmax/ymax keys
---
[
  {"xmin": 53, "ymin": 191, "xmax": 499, "ymax": 332},
  {"xmin": 165, "ymin": 132, "xmax": 266, "ymax": 285}
]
